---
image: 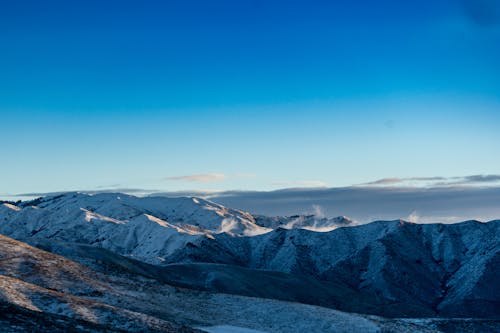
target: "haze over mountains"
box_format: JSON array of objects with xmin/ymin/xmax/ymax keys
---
[
  {"xmin": 9, "ymin": 182, "xmax": 500, "ymax": 223},
  {"xmin": 0, "ymin": 192, "xmax": 499, "ymax": 332},
  {"xmin": 208, "ymin": 185, "xmax": 500, "ymax": 223}
]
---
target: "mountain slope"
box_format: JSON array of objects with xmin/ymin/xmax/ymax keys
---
[
  {"xmin": 1, "ymin": 193, "xmax": 499, "ymax": 319},
  {"xmin": 0, "ymin": 193, "xmax": 270, "ymax": 265},
  {"xmin": 0, "ymin": 193, "xmax": 352, "ymax": 265},
  {"xmin": 0, "ymin": 234, "xmax": 198, "ymax": 332},
  {"xmin": 159, "ymin": 220, "xmax": 500, "ymax": 318},
  {"xmin": 0, "ymin": 233, "xmax": 454, "ymax": 333}
]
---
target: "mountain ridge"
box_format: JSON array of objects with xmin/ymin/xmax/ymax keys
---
[{"xmin": 0, "ymin": 192, "xmax": 499, "ymax": 320}]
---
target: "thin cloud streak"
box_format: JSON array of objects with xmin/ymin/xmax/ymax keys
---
[
  {"xmin": 165, "ymin": 173, "xmax": 225, "ymax": 182},
  {"xmin": 459, "ymin": 174, "xmax": 500, "ymax": 183},
  {"xmin": 363, "ymin": 174, "xmax": 500, "ymax": 187},
  {"xmin": 364, "ymin": 178, "xmax": 407, "ymax": 185},
  {"xmin": 8, "ymin": 188, "xmax": 161, "ymax": 198},
  {"xmin": 164, "ymin": 173, "xmax": 257, "ymax": 182}
]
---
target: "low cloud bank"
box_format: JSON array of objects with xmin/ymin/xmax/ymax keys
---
[
  {"xmin": 165, "ymin": 173, "xmax": 225, "ymax": 182},
  {"xmin": 206, "ymin": 186, "xmax": 500, "ymax": 223},
  {"xmin": 4, "ymin": 185, "xmax": 500, "ymax": 224},
  {"xmin": 363, "ymin": 174, "xmax": 500, "ymax": 187}
]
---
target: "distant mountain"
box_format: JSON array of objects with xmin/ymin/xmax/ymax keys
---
[
  {"xmin": 0, "ymin": 192, "xmax": 351, "ymax": 264},
  {"xmin": 254, "ymin": 214, "xmax": 354, "ymax": 231},
  {"xmin": 167, "ymin": 219, "xmax": 500, "ymax": 318},
  {"xmin": 0, "ymin": 192, "xmax": 499, "ymax": 323},
  {"xmin": 0, "ymin": 192, "xmax": 269, "ymax": 265}
]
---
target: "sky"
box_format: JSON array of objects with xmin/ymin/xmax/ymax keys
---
[{"xmin": 1, "ymin": 0, "xmax": 500, "ymax": 212}]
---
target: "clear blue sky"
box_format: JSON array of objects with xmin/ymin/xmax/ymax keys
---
[{"xmin": 1, "ymin": 0, "xmax": 499, "ymax": 197}]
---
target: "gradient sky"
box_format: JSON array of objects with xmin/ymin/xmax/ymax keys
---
[{"xmin": 1, "ymin": 0, "xmax": 499, "ymax": 197}]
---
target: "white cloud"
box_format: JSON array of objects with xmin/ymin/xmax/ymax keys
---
[
  {"xmin": 311, "ymin": 204, "xmax": 326, "ymax": 219},
  {"xmin": 406, "ymin": 211, "xmax": 420, "ymax": 223},
  {"xmin": 364, "ymin": 178, "xmax": 404, "ymax": 185},
  {"xmin": 205, "ymin": 186, "xmax": 500, "ymax": 223},
  {"xmin": 166, "ymin": 173, "xmax": 225, "ymax": 182},
  {"xmin": 164, "ymin": 173, "xmax": 256, "ymax": 183},
  {"xmin": 362, "ymin": 175, "xmax": 500, "ymax": 187}
]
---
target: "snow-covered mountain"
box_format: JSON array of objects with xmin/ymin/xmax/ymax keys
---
[
  {"xmin": 0, "ymin": 192, "xmax": 271, "ymax": 264},
  {"xmin": 254, "ymin": 214, "xmax": 354, "ymax": 231},
  {"xmin": 0, "ymin": 192, "xmax": 499, "ymax": 327},
  {"xmin": 2, "ymin": 232, "xmax": 472, "ymax": 333},
  {"xmin": 2, "ymin": 232, "xmax": 499, "ymax": 333},
  {"xmin": 0, "ymin": 192, "xmax": 353, "ymax": 264}
]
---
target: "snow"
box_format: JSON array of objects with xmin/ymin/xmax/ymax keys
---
[
  {"xmin": 0, "ymin": 233, "xmax": 445, "ymax": 332},
  {"xmin": 0, "ymin": 192, "xmax": 271, "ymax": 264},
  {"xmin": 1, "ymin": 195, "xmax": 499, "ymax": 331},
  {"xmin": 1, "ymin": 203, "xmax": 21, "ymax": 212},
  {"xmin": 0, "ymin": 192, "xmax": 358, "ymax": 265},
  {"xmin": 256, "ymin": 215, "xmax": 355, "ymax": 232},
  {"xmin": 1, "ymin": 192, "xmax": 499, "ymax": 320},
  {"xmin": 82, "ymin": 208, "xmax": 125, "ymax": 224}
]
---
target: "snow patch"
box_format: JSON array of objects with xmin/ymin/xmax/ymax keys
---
[
  {"xmin": 81, "ymin": 208, "xmax": 125, "ymax": 224},
  {"xmin": 2, "ymin": 203, "xmax": 21, "ymax": 211}
]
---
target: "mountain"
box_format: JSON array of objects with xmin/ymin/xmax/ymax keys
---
[
  {"xmin": 0, "ymin": 192, "xmax": 352, "ymax": 265},
  {"xmin": 0, "ymin": 232, "xmax": 462, "ymax": 333},
  {"xmin": 165, "ymin": 219, "xmax": 500, "ymax": 318},
  {"xmin": 0, "ymin": 192, "xmax": 499, "ymax": 331},
  {"xmin": 0, "ymin": 192, "xmax": 271, "ymax": 265},
  {"xmin": 0, "ymin": 233, "xmax": 198, "ymax": 332},
  {"xmin": 254, "ymin": 214, "xmax": 354, "ymax": 231}
]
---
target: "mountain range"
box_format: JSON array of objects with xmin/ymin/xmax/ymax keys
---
[{"xmin": 0, "ymin": 192, "xmax": 499, "ymax": 332}]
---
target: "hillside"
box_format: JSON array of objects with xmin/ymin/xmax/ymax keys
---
[{"xmin": 0, "ymin": 192, "xmax": 499, "ymax": 330}]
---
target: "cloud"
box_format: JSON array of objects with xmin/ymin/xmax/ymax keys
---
[
  {"xmin": 406, "ymin": 211, "xmax": 420, "ymax": 223},
  {"xmin": 363, "ymin": 175, "xmax": 500, "ymax": 187},
  {"xmin": 2, "ymin": 188, "xmax": 226, "ymax": 201},
  {"xmin": 95, "ymin": 184, "xmax": 122, "ymax": 189},
  {"xmin": 204, "ymin": 186, "xmax": 500, "ymax": 223},
  {"xmin": 5, "ymin": 174, "xmax": 500, "ymax": 224},
  {"xmin": 362, "ymin": 177, "xmax": 446, "ymax": 186},
  {"xmin": 311, "ymin": 204, "xmax": 326, "ymax": 219},
  {"xmin": 434, "ymin": 174, "xmax": 500, "ymax": 186},
  {"xmin": 164, "ymin": 173, "xmax": 255, "ymax": 182},
  {"xmin": 409, "ymin": 177, "xmax": 447, "ymax": 181},
  {"xmin": 364, "ymin": 178, "xmax": 404, "ymax": 185},
  {"xmin": 463, "ymin": 174, "xmax": 500, "ymax": 183},
  {"xmin": 8, "ymin": 185, "xmax": 500, "ymax": 224},
  {"xmin": 165, "ymin": 173, "xmax": 225, "ymax": 182},
  {"xmin": 9, "ymin": 188, "xmax": 160, "ymax": 197}
]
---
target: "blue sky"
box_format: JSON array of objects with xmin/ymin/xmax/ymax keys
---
[{"xmin": 1, "ymin": 0, "xmax": 499, "ymax": 197}]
